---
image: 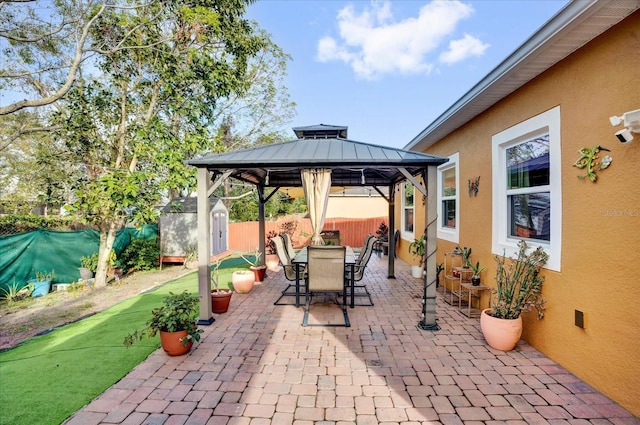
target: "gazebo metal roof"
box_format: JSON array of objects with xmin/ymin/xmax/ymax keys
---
[
  {"xmin": 187, "ymin": 127, "xmax": 446, "ymax": 331},
  {"xmin": 187, "ymin": 137, "xmax": 447, "ymax": 188}
]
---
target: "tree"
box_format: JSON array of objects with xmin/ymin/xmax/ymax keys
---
[
  {"xmin": 0, "ymin": 112, "xmax": 73, "ymax": 215},
  {"xmin": 2, "ymin": 1, "xmax": 296, "ymax": 287}
]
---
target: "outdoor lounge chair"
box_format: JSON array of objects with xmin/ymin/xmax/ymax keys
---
[
  {"xmin": 343, "ymin": 235, "xmax": 377, "ymax": 306},
  {"xmin": 302, "ymin": 246, "xmax": 349, "ymax": 327},
  {"xmin": 271, "ymin": 235, "xmax": 307, "ymax": 305},
  {"xmin": 281, "ymin": 233, "xmax": 296, "ymax": 259}
]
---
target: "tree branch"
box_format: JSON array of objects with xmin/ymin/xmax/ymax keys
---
[{"xmin": 0, "ymin": 4, "xmax": 106, "ymax": 115}]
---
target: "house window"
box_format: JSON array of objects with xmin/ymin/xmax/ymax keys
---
[
  {"xmin": 437, "ymin": 152, "xmax": 459, "ymax": 243},
  {"xmin": 492, "ymin": 107, "xmax": 561, "ymax": 271},
  {"xmin": 401, "ymin": 181, "xmax": 414, "ymax": 240}
]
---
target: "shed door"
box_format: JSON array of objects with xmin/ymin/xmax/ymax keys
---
[{"xmin": 211, "ymin": 211, "xmax": 227, "ymax": 255}]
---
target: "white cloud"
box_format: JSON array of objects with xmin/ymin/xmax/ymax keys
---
[
  {"xmin": 439, "ymin": 33, "xmax": 489, "ymax": 64},
  {"xmin": 316, "ymin": 0, "xmax": 484, "ymax": 80}
]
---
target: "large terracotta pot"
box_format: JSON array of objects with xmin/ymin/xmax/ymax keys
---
[
  {"xmin": 159, "ymin": 330, "xmax": 193, "ymax": 356},
  {"xmin": 211, "ymin": 289, "xmax": 232, "ymax": 314},
  {"xmin": 480, "ymin": 308, "xmax": 522, "ymax": 351},
  {"xmin": 232, "ymin": 271, "xmax": 255, "ymax": 294},
  {"xmin": 251, "ymin": 266, "xmax": 267, "ymax": 283}
]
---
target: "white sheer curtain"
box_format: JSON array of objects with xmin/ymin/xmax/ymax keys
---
[{"xmin": 301, "ymin": 169, "xmax": 332, "ymax": 246}]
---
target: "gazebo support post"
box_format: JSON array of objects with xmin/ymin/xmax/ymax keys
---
[
  {"xmin": 257, "ymin": 186, "xmax": 266, "ymax": 267},
  {"xmin": 196, "ymin": 168, "xmax": 214, "ymax": 325},
  {"xmin": 387, "ymin": 183, "xmax": 396, "ymax": 278},
  {"xmin": 418, "ymin": 166, "xmax": 440, "ymax": 331}
]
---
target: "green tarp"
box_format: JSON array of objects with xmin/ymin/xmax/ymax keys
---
[{"xmin": 0, "ymin": 225, "xmax": 157, "ymax": 292}]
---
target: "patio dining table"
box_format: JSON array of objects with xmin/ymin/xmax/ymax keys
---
[{"xmin": 292, "ymin": 246, "xmax": 357, "ymax": 308}]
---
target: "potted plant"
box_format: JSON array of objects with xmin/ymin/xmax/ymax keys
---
[
  {"xmin": 240, "ymin": 248, "xmax": 266, "ymax": 283},
  {"xmin": 232, "ymin": 270, "xmax": 255, "ymax": 294},
  {"xmin": 29, "ymin": 270, "xmax": 55, "ymax": 298},
  {"xmin": 265, "ymin": 230, "xmax": 280, "ymax": 271},
  {"xmin": 79, "ymin": 253, "xmax": 98, "ymax": 279},
  {"xmin": 375, "ymin": 222, "xmax": 389, "ymax": 255},
  {"xmin": 408, "ymin": 236, "xmax": 425, "ymax": 279},
  {"xmin": 210, "ymin": 258, "xmax": 232, "ymax": 314},
  {"xmin": 457, "ymin": 246, "xmax": 472, "ymax": 268},
  {"xmin": 480, "ymin": 240, "xmax": 549, "ymax": 351},
  {"xmin": 123, "ymin": 290, "xmax": 203, "ymax": 356},
  {"xmin": 470, "ymin": 261, "xmax": 486, "ymax": 286}
]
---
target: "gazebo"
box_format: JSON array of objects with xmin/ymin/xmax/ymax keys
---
[{"xmin": 187, "ymin": 125, "xmax": 448, "ymax": 329}]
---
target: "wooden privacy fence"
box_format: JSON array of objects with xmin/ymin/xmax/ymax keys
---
[{"xmin": 229, "ymin": 216, "xmax": 388, "ymax": 252}]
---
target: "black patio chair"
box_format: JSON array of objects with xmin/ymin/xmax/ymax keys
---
[
  {"xmin": 343, "ymin": 235, "xmax": 377, "ymax": 306},
  {"xmin": 272, "ymin": 235, "xmax": 307, "ymax": 305},
  {"xmin": 302, "ymin": 246, "xmax": 349, "ymax": 327},
  {"xmin": 281, "ymin": 232, "xmax": 296, "ymax": 259}
]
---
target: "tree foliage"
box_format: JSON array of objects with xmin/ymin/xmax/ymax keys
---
[{"xmin": 1, "ymin": 0, "xmax": 295, "ymax": 286}]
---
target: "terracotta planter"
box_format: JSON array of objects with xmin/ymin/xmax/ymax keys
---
[
  {"xmin": 251, "ymin": 266, "xmax": 267, "ymax": 282},
  {"xmin": 159, "ymin": 330, "xmax": 193, "ymax": 356},
  {"xmin": 480, "ymin": 308, "xmax": 522, "ymax": 351},
  {"xmin": 211, "ymin": 289, "xmax": 232, "ymax": 314},
  {"xmin": 232, "ymin": 271, "xmax": 255, "ymax": 294}
]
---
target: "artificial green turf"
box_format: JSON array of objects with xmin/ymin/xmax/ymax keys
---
[{"xmin": 0, "ymin": 262, "xmax": 247, "ymax": 425}]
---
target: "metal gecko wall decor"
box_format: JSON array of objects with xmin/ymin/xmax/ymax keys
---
[
  {"xmin": 573, "ymin": 145, "xmax": 612, "ymax": 182},
  {"xmin": 468, "ymin": 176, "xmax": 480, "ymax": 197}
]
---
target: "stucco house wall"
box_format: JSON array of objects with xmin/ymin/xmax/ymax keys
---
[
  {"xmin": 325, "ymin": 195, "xmax": 387, "ymax": 219},
  {"xmin": 399, "ymin": 11, "xmax": 640, "ymax": 416}
]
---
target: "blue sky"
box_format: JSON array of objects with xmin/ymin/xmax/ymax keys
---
[{"xmin": 246, "ymin": 0, "xmax": 569, "ymax": 149}]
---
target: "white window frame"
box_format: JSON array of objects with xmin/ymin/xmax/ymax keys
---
[
  {"xmin": 400, "ymin": 181, "xmax": 415, "ymax": 242},
  {"xmin": 437, "ymin": 152, "xmax": 459, "ymax": 243},
  {"xmin": 492, "ymin": 106, "xmax": 562, "ymax": 271}
]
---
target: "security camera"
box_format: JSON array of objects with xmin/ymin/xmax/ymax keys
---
[
  {"xmin": 610, "ymin": 109, "xmax": 640, "ymax": 131},
  {"xmin": 615, "ymin": 128, "xmax": 634, "ymax": 144}
]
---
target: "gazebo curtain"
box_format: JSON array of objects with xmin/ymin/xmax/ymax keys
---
[{"xmin": 301, "ymin": 169, "xmax": 332, "ymax": 246}]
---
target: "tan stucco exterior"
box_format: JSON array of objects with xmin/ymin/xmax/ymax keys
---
[
  {"xmin": 325, "ymin": 195, "xmax": 387, "ymax": 219},
  {"xmin": 398, "ymin": 11, "xmax": 640, "ymax": 416}
]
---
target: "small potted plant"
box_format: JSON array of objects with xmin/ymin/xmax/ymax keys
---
[
  {"xmin": 232, "ymin": 269, "xmax": 255, "ymax": 294},
  {"xmin": 240, "ymin": 248, "xmax": 266, "ymax": 283},
  {"xmin": 79, "ymin": 253, "xmax": 98, "ymax": 279},
  {"xmin": 480, "ymin": 240, "xmax": 549, "ymax": 351},
  {"xmin": 265, "ymin": 231, "xmax": 280, "ymax": 271},
  {"xmin": 123, "ymin": 290, "xmax": 203, "ymax": 356},
  {"xmin": 29, "ymin": 270, "xmax": 55, "ymax": 298},
  {"xmin": 375, "ymin": 222, "xmax": 389, "ymax": 255},
  {"xmin": 470, "ymin": 261, "xmax": 486, "ymax": 286},
  {"xmin": 211, "ymin": 258, "xmax": 232, "ymax": 314},
  {"xmin": 408, "ymin": 236, "xmax": 425, "ymax": 278},
  {"xmin": 457, "ymin": 246, "xmax": 472, "ymax": 268}
]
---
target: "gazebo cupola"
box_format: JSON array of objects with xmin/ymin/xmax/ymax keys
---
[{"xmin": 292, "ymin": 124, "xmax": 348, "ymax": 140}]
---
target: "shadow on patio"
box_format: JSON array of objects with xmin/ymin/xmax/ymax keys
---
[{"xmin": 65, "ymin": 254, "xmax": 638, "ymax": 424}]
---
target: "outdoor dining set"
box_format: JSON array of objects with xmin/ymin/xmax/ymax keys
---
[{"xmin": 269, "ymin": 233, "xmax": 378, "ymax": 327}]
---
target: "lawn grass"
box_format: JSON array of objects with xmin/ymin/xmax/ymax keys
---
[{"xmin": 0, "ymin": 259, "xmax": 249, "ymax": 425}]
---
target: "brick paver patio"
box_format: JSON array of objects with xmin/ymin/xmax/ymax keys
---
[{"xmin": 64, "ymin": 254, "xmax": 639, "ymax": 424}]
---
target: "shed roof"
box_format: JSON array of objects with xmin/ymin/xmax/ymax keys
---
[
  {"xmin": 160, "ymin": 197, "xmax": 223, "ymax": 214},
  {"xmin": 187, "ymin": 136, "xmax": 446, "ymax": 188}
]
